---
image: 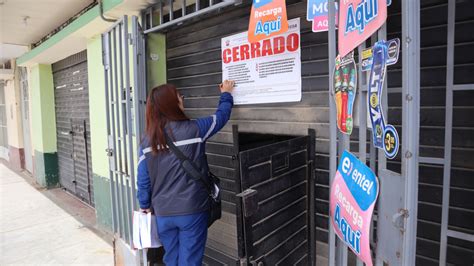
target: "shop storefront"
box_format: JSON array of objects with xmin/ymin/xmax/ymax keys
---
[
  {"xmin": 11, "ymin": 0, "xmax": 473, "ymax": 264},
  {"xmin": 99, "ymin": 0, "xmax": 474, "ymax": 265}
]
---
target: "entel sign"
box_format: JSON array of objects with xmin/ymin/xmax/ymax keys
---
[{"xmin": 330, "ymin": 151, "xmax": 379, "ymax": 266}]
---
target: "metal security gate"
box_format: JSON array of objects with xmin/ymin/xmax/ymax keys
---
[
  {"xmin": 53, "ymin": 52, "xmax": 93, "ymax": 205},
  {"xmin": 102, "ymin": 15, "xmax": 147, "ymax": 246},
  {"xmin": 438, "ymin": 0, "xmax": 474, "ymax": 264},
  {"xmin": 236, "ymin": 129, "xmax": 316, "ymax": 265},
  {"xmin": 19, "ymin": 67, "xmax": 33, "ymax": 173},
  {"xmin": 325, "ymin": 0, "xmax": 420, "ymax": 265}
]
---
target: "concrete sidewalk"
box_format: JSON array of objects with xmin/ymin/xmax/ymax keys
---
[{"xmin": 0, "ymin": 163, "xmax": 114, "ymax": 265}]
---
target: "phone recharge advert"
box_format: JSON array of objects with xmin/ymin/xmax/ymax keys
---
[
  {"xmin": 330, "ymin": 151, "xmax": 379, "ymax": 266},
  {"xmin": 221, "ymin": 18, "xmax": 301, "ymax": 105},
  {"xmin": 248, "ymin": 0, "xmax": 289, "ymax": 43}
]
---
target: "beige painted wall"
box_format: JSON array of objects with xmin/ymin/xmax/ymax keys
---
[
  {"xmin": 27, "ymin": 67, "xmax": 34, "ymax": 156},
  {"xmin": 4, "ymin": 65, "xmax": 24, "ymax": 149}
]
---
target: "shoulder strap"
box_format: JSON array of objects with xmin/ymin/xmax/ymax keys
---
[{"xmin": 164, "ymin": 133, "xmax": 212, "ymax": 194}]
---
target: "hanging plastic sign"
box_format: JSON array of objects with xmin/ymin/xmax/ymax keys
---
[
  {"xmin": 330, "ymin": 150, "xmax": 379, "ymax": 266},
  {"xmin": 333, "ymin": 51, "xmax": 357, "ymax": 135},
  {"xmin": 248, "ymin": 0, "xmax": 289, "ymax": 43},
  {"xmin": 361, "ymin": 38, "xmax": 399, "ymax": 71},
  {"xmin": 364, "ymin": 39, "xmax": 400, "ymax": 159},
  {"xmin": 338, "ymin": 0, "xmax": 388, "ymax": 57},
  {"xmin": 306, "ymin": 0, "xmax": 338, "ymax": 32}
]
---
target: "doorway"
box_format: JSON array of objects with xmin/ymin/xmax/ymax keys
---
[
  {"xmin": 0, "ymin": 81, "xmax": 8, "ymax": 161},
  {"xmin": 52, "ymin": 51, "xmax": 93, "ymax": 206},
  {"xmin": 235, "ymin": 129, "xmax": 316, "ymax": 265},
  {"xmin": 19, "ymin": 67, "xmax": 33, "ymax": 173}
]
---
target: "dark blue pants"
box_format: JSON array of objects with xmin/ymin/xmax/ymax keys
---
[{"xmin": 156, "ymin": 211, "xmax": 208, "ymax": 266}]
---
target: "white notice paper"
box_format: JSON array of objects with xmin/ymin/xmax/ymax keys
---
[{"xmin": 221, "ymin": 18, "xmax": 302, "ymax": 105}]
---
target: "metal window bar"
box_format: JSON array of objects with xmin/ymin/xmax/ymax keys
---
[
  {"xmin": 377, "ymin": 24, "xmax": 387, "ymax": 179},
  {"xmin": 103, "ymin": 27, "xmax": 120, "ymax": 235},
  {"xmin": 112, "ymin": 25, "xmax": 127, "ymax": 241},
  {"xmin": 144, "ymin": 0, "xmax": 239, "ymax": 34},
  {"xmin": 400, "ymin": 1, "xmax": 421, "ymax": 265},
  {"xmin": 159, "ymin": 2, "xmax": 164, "ymax": 25},
  {"xmin": 327, "ymin": 1, "xmax": 337, "ymax": 265},
  {"xmin": 182, "ymin": 0, "xmax": 186, "ymax": 16},
  {"xmin": 123, "ymin": 16, "xmax": 135, "ymax": 245},
  {"xmin": 328, "ymin": 1, "xmax": 378, "ymax": 265},
  {"xmin": 328, "ymin": 1, "xmax": 421, "ymax": 266},
  {"xmin": 169, "ymin": 0, "xmax": 174, "ymax": 21},
  {"xmin": 356, "ymin": 41, "xmax": 368, "ymax": 266},
  {"xmin": 132, "ymin": 17, "xmax": 141, "ymax": 159},
  {"xmin": 147, "ymin": 7, "xmax": 152, "ymax": 30},
  {"xmin": 139, "ymin": 30, "xmax": 146, "ymax": 136},
  {"xmin": 131, "ymin": 15, "xmax": 146, "ymax": 207},
  {"xmin": 439, "ymin": 0, "xmax": 474, "ymax": 264}
]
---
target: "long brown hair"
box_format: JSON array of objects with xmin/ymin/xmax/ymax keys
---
[{"xmin": 145, "ymin": 84, "xmax": 188, "ymax": 154}]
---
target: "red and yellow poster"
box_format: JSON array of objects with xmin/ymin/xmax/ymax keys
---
[{"xmin": 248, "ymin": 0, "xmax": 289, "ymax": 43}]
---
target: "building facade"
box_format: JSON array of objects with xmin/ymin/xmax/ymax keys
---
[{"xmin": 1, "ymin": 0, "xmax": 472, "ymax": 265}]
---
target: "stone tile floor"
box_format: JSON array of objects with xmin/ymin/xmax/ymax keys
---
[{"xmin": 0, "ymin": 163, "xmax": 114, "ymax": 265}]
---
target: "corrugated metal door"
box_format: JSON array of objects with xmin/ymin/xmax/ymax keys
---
[{"xmin": 53, "ymin": 51, "xmax": 93, "ymax": 206}]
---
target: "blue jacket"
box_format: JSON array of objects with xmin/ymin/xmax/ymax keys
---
[{"xmin": 136, "ymin": 92, "xmax": 233, "ymax": 216}]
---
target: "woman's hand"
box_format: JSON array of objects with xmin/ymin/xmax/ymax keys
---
[
  {"xmin": 219, "ymin": 80, "xmax": 235, "ymax": 93},
  {"xmin": 140, "ymin": 208, "xmax": 151, "ymax": 213}
]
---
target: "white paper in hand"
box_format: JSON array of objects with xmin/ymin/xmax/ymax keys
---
[{"xmin": 132, "ymin": 211, "xmax": 162, "ymax": 250}]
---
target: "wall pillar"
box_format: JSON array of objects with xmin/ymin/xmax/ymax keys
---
[
  {"xmin": 87, "ymin": 35, "xmax": 113, "ymax": 232},
  {"xmin": 29, "ymin": 64, "xmax": 58, "ymax": 188},
  {"xmin": 4, "ymin": 67, "xmax": 25, "ymax": 171}
]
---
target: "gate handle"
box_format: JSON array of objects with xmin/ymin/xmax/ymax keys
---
[{"xmin": 236, "ymin": 188, "xmax": 258, "ymax": 218}]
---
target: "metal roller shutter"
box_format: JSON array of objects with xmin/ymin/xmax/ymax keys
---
[
  {"xmin": 165, "ymin": 0, "xmax": 474, "ymax": 264},
  {"xmin": 52, "ymin": 51, "xmax": 94, "ymax": 206}
]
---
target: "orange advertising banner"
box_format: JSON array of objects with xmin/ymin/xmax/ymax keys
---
[{"xmin": 248, "ymin": 0, "xmax": 289, "ymax": 43}]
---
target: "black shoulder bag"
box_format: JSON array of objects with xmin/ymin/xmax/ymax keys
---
[{"xmin": 165, "ymin": 134, "xmax": 221, "ymax": 227}]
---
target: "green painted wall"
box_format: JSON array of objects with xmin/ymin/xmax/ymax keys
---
[
  {"xmin": 34, "ymin": 150, "xmax": 59, "ymax": 188},
  {"xmin": 30, "ymin": 64, "xmax": 57, "ymax": 153},
  {"xmin": 87, "ymin": 36, "xmax": 109, "ymax": 178},
  {"xmin": 147, "ymin": 33, "xmax": 167, "ymax": 90},
  {"xmin": 87, "ymin": 36, "xmax": 114, "ymax": 232},
  {"xmin": 93, "ymin": 174, "xmax": 113, "ymax": 232},
  {"xmin": 29, "ymin": 64, "xmax": 59, "ymax": 187}
]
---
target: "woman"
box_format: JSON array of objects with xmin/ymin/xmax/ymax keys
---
[{"xmin": 136, "ymin": 80, "xmax": 235, "ymax": 266}]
